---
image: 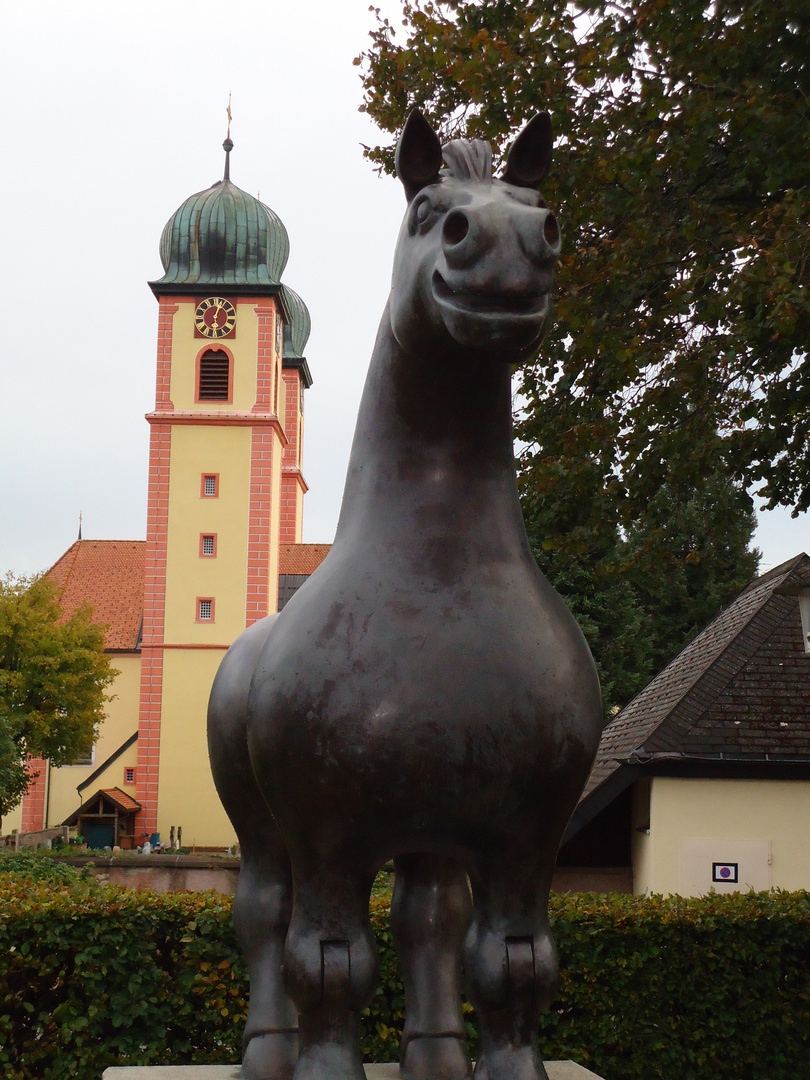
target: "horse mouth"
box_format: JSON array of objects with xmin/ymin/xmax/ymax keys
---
[{"xmin": 432, "ymin": 271, "xmax": 548, "ymax": 319}]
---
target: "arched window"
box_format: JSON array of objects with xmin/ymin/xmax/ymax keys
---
[{"xmin": 197, "ymin": 348, "xmax": 231, "ymax": 401}]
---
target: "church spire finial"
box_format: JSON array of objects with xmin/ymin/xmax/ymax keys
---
[{"xmin": 223, "ymin": 93, "xmax": 233, "ymax": 182}]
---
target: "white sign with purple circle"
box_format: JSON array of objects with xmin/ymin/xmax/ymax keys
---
[{"xmin": 712, "ymin": 862, "xmax": 739, "ymax": 883}]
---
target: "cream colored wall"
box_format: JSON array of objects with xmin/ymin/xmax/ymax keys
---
[
  {"xmin": 169, "ymin": 299, "xmax": 261, "ymax": 412},
  {"xmin": 2, "ymin": 804, "xmax": 23, "ymax": 836},
  {"xmin": 46, "ymin": 653, "xmax": 141, "ymax": 827},
  {"xmin": 630, "ymin": 777, "xmax": 653, "ymax": 893},
  {"xmin": 156, "ymin": 648, "xmax": 237, "ymax": 848},
  {"xmin": 164, "ymin": 425, "xmax": 252, "ymax": 646},
  {"xmin": 634, "ymin": 777, "xmax": 810, "ymax": 896}
]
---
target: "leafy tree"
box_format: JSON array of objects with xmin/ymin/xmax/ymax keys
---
[
  {"xmin": 518, "ymin": 432, "xmax": 654, "ymax": 711},
  {"xmin": 627, "ymin": 469, "xmax": 760, "ymax": 677},
  {"xmin": 358, "ymin": 0, "xmax": 809, "ymax": 507},
  {"xmin": 0, "ymin": 574, "xmax": 114, "ymax": 817},
  {"xmin": 355, "ymin": 0, "xmax": 802, "ymax": 705}
]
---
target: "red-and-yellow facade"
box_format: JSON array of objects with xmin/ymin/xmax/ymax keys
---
[
  {"xmin": 136, "ymin": 290, "xmax": 305, "ymax": 844},
  {"xmin": 7, "ymin": 149, "xmax": 323, "ymax": 847}
]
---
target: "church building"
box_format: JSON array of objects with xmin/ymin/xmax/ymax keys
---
[{"xmin": 8, "ymin": 139, "xmax": 328, "ymax": 848}]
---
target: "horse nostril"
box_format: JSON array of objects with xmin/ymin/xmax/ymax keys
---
[
  {"xmin": 443, "ymin": 210, "xmax": 469, "ymax": 246},
  {"xmin": 544, "ymin": 213, "xmax": 560, "ymax": 248}
]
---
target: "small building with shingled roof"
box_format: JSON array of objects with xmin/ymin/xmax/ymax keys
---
[{"xmin": 558, "ymin": 553, "xmax": 810, "ymax": 895}]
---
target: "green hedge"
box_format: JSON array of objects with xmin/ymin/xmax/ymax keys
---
[{"xmin": 1, "ymin": 856, "xmax": 809, "ymax": 1080}]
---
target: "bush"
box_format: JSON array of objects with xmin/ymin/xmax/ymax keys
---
[
  {"xmin": 1, "ymin": 858, "xmax": 808, "ymax": 1080},
  {"xmin": 541, "ymin": 891, "xmax": 810, "ymax": 1079},
  {"xmin": 0, "ymin": 851, "xmax": 98, "ymax": 888}
]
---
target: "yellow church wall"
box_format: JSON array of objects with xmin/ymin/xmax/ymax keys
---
[
  {"xmin": 164, "ymin": 425, "xmax": 252, "ymax": 647},
  {"xmin": 2, "ymin": 804, "xmax": 23, "ymax": 836},
  {"xmin": 44, "ymin": 652, "xmax": 142, "ymax": 828},
  {"xmin": 167, "ymin": 299, "xmax": 261, "ymax": 412},
  {"xmin": 155, "ymin": 648, "xmax": 237, "ymax": 847},
  {"xmin": 634, "ymin": 776, "xmax": 810, "ymax": 896}
]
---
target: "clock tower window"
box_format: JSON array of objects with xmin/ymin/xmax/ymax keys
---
[{"xmin": 197, "ymin": 349, "xmax": 232, "ymax": 402}]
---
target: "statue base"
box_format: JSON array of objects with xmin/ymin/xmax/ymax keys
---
[{"xmin": 103, "ymin": 1063, "xmax": 604, "ymax": 1079}]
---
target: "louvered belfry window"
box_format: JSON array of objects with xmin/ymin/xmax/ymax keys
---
[{"xmin": 198, "ymin": 349, "xmax": 230, "ymax": 400}]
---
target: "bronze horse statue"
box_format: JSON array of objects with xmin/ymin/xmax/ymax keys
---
[{"xmin": 208, "ymin": 110, "xmax": 603, "ymax": 1080}]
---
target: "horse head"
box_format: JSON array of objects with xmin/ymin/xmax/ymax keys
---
[{"xmin": 390, "ymin": 110, "xmax": 561, "ymax": 359}]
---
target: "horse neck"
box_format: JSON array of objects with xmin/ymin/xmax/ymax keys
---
[{"xmin": 333, "ymin": 308, "xmax": 529, "ymax": 556}]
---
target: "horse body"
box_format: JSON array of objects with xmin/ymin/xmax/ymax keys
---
[{"xmin": 209, "ymin": 110, "xmax": 603, "ymax": 1080}]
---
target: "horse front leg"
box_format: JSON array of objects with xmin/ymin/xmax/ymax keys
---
[{"xmin": 392, "ymin": 853, "xmax": 472, "ymax": 1080}]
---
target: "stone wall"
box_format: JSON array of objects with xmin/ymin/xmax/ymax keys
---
[{"xmin": 57, "ymin": 855, "xmax": 630, "ymax": 896}]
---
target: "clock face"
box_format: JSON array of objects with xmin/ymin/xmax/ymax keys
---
[{"xmin": 195, "ymin": 297, "xmax": 236, "ymax": 339}]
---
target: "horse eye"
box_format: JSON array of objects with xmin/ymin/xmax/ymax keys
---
[{"xmin": 408, "ymin": 196, "xmax": 435, "ymax": 235}]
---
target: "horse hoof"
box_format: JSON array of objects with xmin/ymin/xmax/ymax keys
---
[
  {"xmin": 241, "ymin": 1031, "xmax": 299, "ymax": 1080},
  {"xmin": 401, "ymin": 1035, "xmax": 472, "ymax": 1080},
  {"xmin": 293, "ymin": 1041, "xmax": 366, "ymax": 1080},
  {"xmin": 473, "ymin": 1045, "xmax": 548, "ymax": 1080}
]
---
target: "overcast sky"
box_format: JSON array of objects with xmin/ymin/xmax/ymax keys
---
[{"xmin": 1, "ymin": 1, "xmax": 805, "ymax": 580}]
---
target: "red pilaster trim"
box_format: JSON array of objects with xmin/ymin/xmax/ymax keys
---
[
  {"xmin": 20, "ymin": 759, "xmax": 48, "ymax": 832},
  {"xmin": 280, "ymin": 370, "xmax": 303, "ymax": 543},
  {"xmin": 155, "ymin": 299, "xmax": 178, "ymax": 409},
  {"xmin": 282, "ymin": 465, "xmax": 309, "ymax": 492},
  {"xmin": 252, "ymin": 298, "xmax": 279, "ymax": 415},
  {"xmin": 136, "ymin": 421, "xmax": 171, "ymax": 838},
  {"xmin": 246, "ymin": 428, "xmax": 276, "ymax": 627}
]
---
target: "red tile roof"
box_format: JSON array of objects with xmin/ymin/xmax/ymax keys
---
[
  {"xmin": 63, "ymin": 785, "xmax": 142, "ymax": 825},
  {"xmin": 279, "ymin": 543, "xmax": 331, "ymax": 575},
  {"xmin": 46, "ymin": 541, "xmax": 145, "ymax": 651},
  {"xmin": 101, "ymin": 787, "xmax": 141, "ymax": 813}
]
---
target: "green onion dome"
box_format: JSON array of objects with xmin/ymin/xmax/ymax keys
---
[
  {"xmin": 153, "ymin": 139, "xmax": 290, "ymax": 287},
  {"xmin": 280, "ymin": 285, "xmax": 311, "ymax": 359}
]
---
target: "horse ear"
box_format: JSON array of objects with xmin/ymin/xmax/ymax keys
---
[
  {"xmin": 395, "ymin": 110, "xmax": 443, "ymax": 202},
  {"xmin": 501, "ymin": 112, "xmax": 553, "ymax": 189}
]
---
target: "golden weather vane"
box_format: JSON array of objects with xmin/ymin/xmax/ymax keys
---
[{"xmin": 226, "ymin": 92, "xmax": 232, "ymax": 139}]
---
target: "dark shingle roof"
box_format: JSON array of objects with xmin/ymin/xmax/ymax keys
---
[{"xmin": 582, "ymin": 553, "xmax": 810, "ymax": 806}]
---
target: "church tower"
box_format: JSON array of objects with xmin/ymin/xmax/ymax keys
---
[{"xmin": 136, "ymin": 138, "xmax": 312, "ymax": 844}]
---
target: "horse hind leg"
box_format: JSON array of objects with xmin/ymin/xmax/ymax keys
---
[
  {"xmin": 391, "ymin": 853, "xmax": 472, "ymax": 1080},
  {"xmin": 463, "ymin": 851, "xmax": 560, "ymax": 1080},
  {"xmin": 208, "ymin": 617, "xmax": 298, "ymax": 1080}
]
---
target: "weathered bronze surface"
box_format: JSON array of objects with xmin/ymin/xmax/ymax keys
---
[{"xmin": 208, "ymin": 110, "xmax": 603, "ymax": 1080}]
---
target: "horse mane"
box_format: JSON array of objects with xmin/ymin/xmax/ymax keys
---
[{"xmin": 441, "ymin": 138, "xmax": 492, "ymax": 182}]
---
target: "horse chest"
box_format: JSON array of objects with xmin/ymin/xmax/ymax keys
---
[{"xmin": 248, "ymin": 557, "xmax": 599, "ymax": 789}]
